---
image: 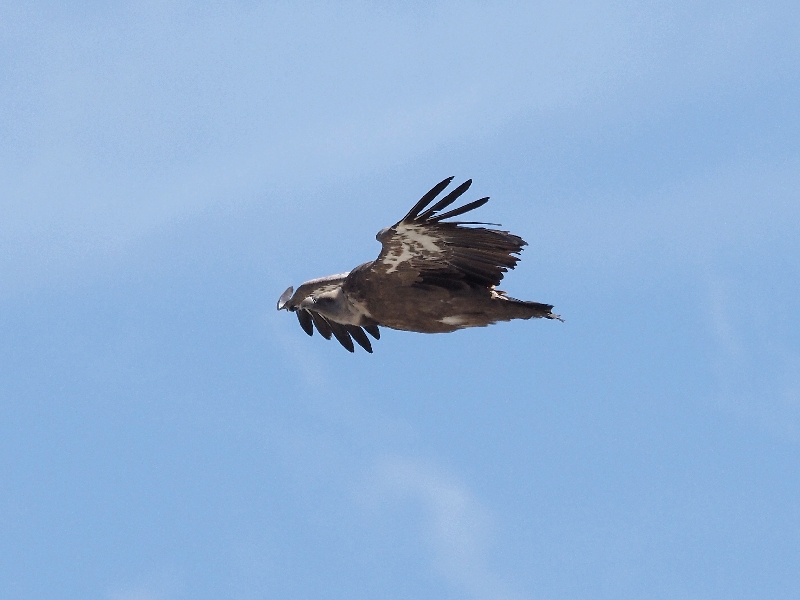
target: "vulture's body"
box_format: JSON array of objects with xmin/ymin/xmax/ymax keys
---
[{"xmin": 278, "ymin": 177, "xmax": 561, "ymax": 352}]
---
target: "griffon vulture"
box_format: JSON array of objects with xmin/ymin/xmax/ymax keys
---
[{"xmin": 277, "ymin": 177, "xmax": 561, "ymax": 352}]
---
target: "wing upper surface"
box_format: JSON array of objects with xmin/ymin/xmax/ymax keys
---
[{"xmin": 371, "ymin": 177, "xmax": 526, "ymax": 289}]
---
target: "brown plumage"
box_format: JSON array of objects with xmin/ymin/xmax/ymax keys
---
[{"xmin": 277, "ymin": 177, "xmax": 562, "ymax": 352}]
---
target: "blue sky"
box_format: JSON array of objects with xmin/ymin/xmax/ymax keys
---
[{"xmin": 2, "ymin": 2, "xmax": 799, "ymax": 599}]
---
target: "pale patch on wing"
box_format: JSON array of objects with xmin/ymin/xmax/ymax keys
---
[
  {"xmin": 382, "ymin": 224, "xmax": 444, "ymax": 274},
  {"xmin": 440, "ymin": 315, "xmax": 468, "ymax": 326}
]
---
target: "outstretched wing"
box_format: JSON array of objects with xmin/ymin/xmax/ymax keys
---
[
  {"xmin": 369, "ymin": 177, "xmax": 526, "ymax": 289},
  {"xmin": 278, "ymin": 274, "xmax": 379, "ymax": 353}
]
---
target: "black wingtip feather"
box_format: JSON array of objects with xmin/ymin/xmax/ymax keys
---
[
  {"xmin": 415, "ymin": 179, "xmax": 472, "ymax": 221},
  {"xmin": 310, "ymin": 312, "xmax": 333, "ymax": 339},
  {"xmin": 346, "ymin": 325, "xmax": 373, "ymax": 353},
  {"xmin": 429, "ymin": 196, "xmax": 489, "ymax": 222},
  {"xmin": 364, "ymin": 325, "xmax": 380, "ymax": 339},
  {"xmin": 402, "ymin": 176, "xmax": 454, "ymax": 222},
  {"xmin": 297, "ymin": 310, "xmax": 314, "ymax": 336},
  {"xmin": 445, "ymin": 221, "xmax": 502, "ymax": 227},
  {"xmin": 328, "ymin": 321, "xmax": 355, "ymax": 352}
]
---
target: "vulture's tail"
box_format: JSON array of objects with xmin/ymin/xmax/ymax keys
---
[{"xmin": 496, "ymin": 297, "xmax": 563, "ymax": 322}]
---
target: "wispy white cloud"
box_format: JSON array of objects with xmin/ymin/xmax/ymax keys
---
[
  {"xmin": 365, "ymin": 456, "xmax": 524, "ymax": 600},
  {"xmin": 707, "ymin": 277, "xmax": 800, "ymax": 442}
]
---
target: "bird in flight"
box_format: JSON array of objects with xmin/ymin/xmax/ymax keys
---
[{"xmin": 277, "ymin": 177, "xmax": 562, "ymax": 353}]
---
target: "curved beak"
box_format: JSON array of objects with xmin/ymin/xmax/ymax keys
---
[{"xmin": 277, "ymin": 286, "xmax": 294, "ymax": 310}]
